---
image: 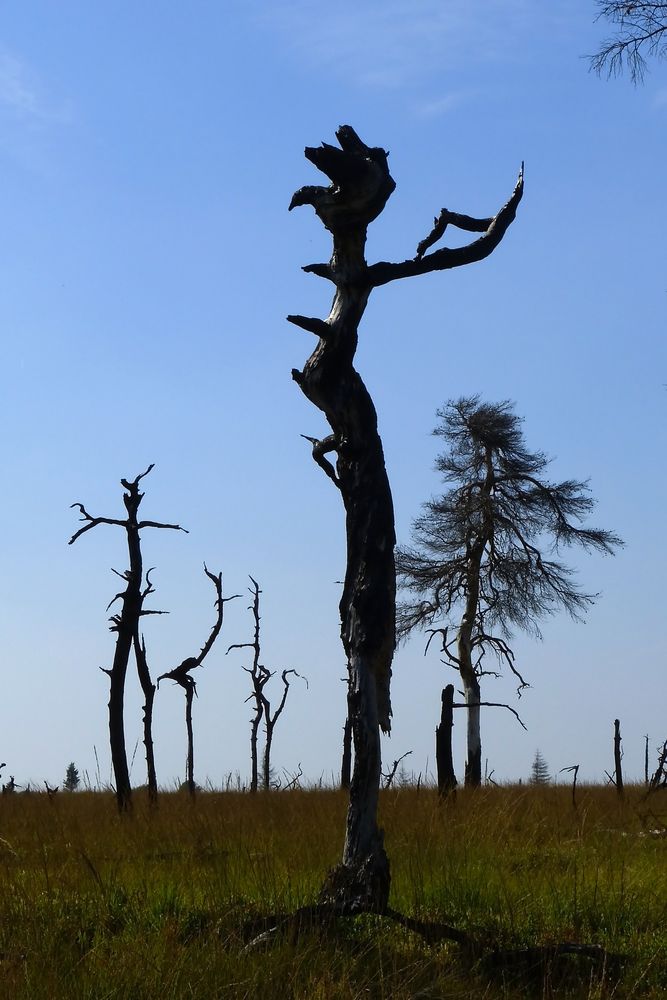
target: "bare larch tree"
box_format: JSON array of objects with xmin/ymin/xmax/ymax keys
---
[
  {"xmin": 288, "ymin": 126, "xmax": 522, "ymax": 910},
  {"xmin": 227, "ymin": 577, "xmax": 303, "ymax": 792},
  {"xmin": 397, "ymin": 398, "xmax": 622, "ymax": 787},
  {"xmin": 591, "ymin": 2, "xmax": 667, "ymax": 81},
  {"xmin": 157, "ymin": 567, "xmax": 237, "ymax": 797},
  {"xmin": 69, "ymin": 465, "xmax": 186, "ymax": 811}
]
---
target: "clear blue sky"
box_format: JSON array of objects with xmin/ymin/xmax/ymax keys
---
[{"xmin": 1, "ymin": 2, "xmax": 664, "ymax": 789}]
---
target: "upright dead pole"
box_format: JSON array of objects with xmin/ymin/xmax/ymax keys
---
[
  {"xmin": 228, "ymin": 578, "xmax": 303, "ymax": 792},
  {"xmin": 613, "ymin": 718, "xmax": 624, "ymax": 798},
  {"xmin": 228, "ymin": 577, "xmax": 266, "ymax": 794},
  {"xmin": 436, "ymin": 684, "xmax": 457, "ymax": 796},
  {"xmin": 157, "ymin": 567, "xmax": 236, "ymax": 797},
  {"xmin": 289, "ymin": 125, "xmax": 522, "ymax": 911},
  {"xmin": 134, "ymin": 628, "xmax": 157, "ymax": 803},
  {"xmin": 69, "ymin": 465, "xmax": 186, "ymax": 813}
]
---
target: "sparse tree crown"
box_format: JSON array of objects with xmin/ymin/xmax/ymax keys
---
[
  {"xmin": 398, "ymin": 396, "xmax": 622, "ymax": 649},
  {"xmin": 591, "ymin": 2, "xmax": 667, "ymax": 83}
]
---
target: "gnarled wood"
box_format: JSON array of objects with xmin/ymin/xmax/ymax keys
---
[{"xmin": 290, "ymin": 126, "xmax": 523, "ymax": 910}]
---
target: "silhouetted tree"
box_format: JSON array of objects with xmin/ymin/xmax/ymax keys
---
[
  {"xmin": 64, "ymin": 762, "xmax": 80, "ymax": 792},
  {"xmin": 591, "ymin": 2, "xmax": 667, "ymax": 81},
  {"xmin": 530, "ymin": 749, "xmax": 551, "ymax": 785},
  {"xmin": 397, "ymin": 398, "xmax": 622, "ymax": 787},
  {"xmin": 289, "ymin": 126, "xmax": 522, "ymax": 909},
  {"xmin": 69, "ymin": 465, "xmax": 186, "ymax": 811},
  {"xmin": 157, "ymin": 566, "xmax": 237, "ymax": 797},
  {"xmin": 228, "ymin": 578, "xmax": 304, "ymax": 792}
]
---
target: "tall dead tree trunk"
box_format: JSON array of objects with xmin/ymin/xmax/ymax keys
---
[
  {"xmin": 157, "ymin": 567, "xmax": 235, "ymax": 798},
  {"xmin": 289, "ymin": 126, "xmax": 522, "ymax": 910},
  {"xmin": 228, "ymin": 579, "xmax": 303, "ymax": 793},
  {"xmin": 436, "ymin": 684, "xmax": 457, "ymax": 796},
  {"xmin": 228, "ymin": 578, "xmax": 266, "ymax": 795},
  {"xmin": 69, "ymin": 465, "xmax": 185, "ymax": 813},
  {"xmin": 134, "ymin": 631, "xmax": 157, "ymax": 803},
  {"xmin": 613, "ymin": 718, "xmax": 624, "ymax": 798}
]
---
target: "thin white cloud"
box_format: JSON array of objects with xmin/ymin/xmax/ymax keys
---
[
  {"xmin": 0, "ymin": 48, "xmax": 71, "ymax": 124},
  {"xmin": 252, "ymin": 0, "xmax": 556, "ymax": 90},
  {"xmin": 414, "ymin": 91, "xmax": 470, "ymax": 118},
  {"xmin": 0, "ymin": 51, "xmax": 40, "ymax": 116}
]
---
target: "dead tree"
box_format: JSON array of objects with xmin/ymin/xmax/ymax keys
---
[
  {"xmin": 157, "ymin": 567, "xmax": 236, "ymax": 797},
  {"xmin": 560, "ymin": 764, "xmax": 580, "ymax": 810},
  {"xmin": 228, "ymin": 578, "xmax": 265, "ymax": 794},
  {"xmin": 613, "ymin": 718, "xmax": 624, "ymax": 798},
  {"xmin": 261, "ymin": 668, "xmax": 304, "ymax": 791},
  {"xmin": 289, "ymin": 125, "xmax": 522, "ymax": 909},
  {"xmin": 382, "ymin": 750, "xmax": 412, "ymax": 789},
  {"xmin": 228, "ymin": 578, "xmax": 304, "ymax": 792},
  {"xmin": 69, "ymin": 465, "xmax": 186, "ymax": 812},
  {"xmin": 436, "ymin": 684, "xmax": 457, "ymax": 796},
  {"xmin": 649, "ymin": 739, "xmax": 667, "ymax": 791}
]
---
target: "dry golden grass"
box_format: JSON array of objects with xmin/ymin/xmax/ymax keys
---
[{"xmin": 0, "ymin": 784, "xmax": 665, "ymax": 998}]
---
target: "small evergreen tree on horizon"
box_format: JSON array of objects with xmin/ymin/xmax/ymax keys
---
[
  {"xmin": 530, "ymin": 749, "xmax": 550, "ymax": 785},
  {"xmin": 64, "ymin": 762, "xmax": 80, "ymax": 792}
]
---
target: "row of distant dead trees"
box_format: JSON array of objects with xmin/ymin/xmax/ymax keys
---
[{"xmin": 67, "ymin": 465, "xmax": 308, "ymax": 810}]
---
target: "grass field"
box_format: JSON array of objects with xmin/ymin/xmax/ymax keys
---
[{"xmin": 0, "ymin": 784, "xmax": 665, "ymax": 998}]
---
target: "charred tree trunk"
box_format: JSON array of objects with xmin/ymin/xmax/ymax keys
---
[
  {"xmin": 436, "ymin": 684, "xmax": 457, "ymax": 796},
  {"xmin": 458, "ymin": 541, "xmax": 484, "ymax": 789},
  {"xmin": 185, "ymin": 679, "xmax": 196, "ymax": 796},
  {"xmin": 289, "ymin": 129, "xmax": 396, "ymax": 912},
  {"xmin": 613, "ymin": 718, "xmax": 624, "ymax": 798},
  {"xmin": 70, "ymin": 466, "xmax": 185, "ymax": 814},
  {"xmin": 289, "ymin": 126, "xmax": 522, "ymax": 911},
  {"xmin": 134, "ymin": 631, "xmax": 158, "ymax": 804},
  {"xmin": 341, "ymin": 715, "xmax": 352, "ymax": 790}
]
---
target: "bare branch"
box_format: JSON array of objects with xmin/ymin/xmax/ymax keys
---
[
  {"xmin": 368, "ymin": 165, "xmax": 523, "ymax": 288},
  {"xmin": 382, "ymin": 750, "xmax": 413, "ymax": 788},
  {"xmin": 119, "ymin": 464, "xmax": 154, "ymax": 492},
  {"xmin": 68, "ymin": 504, "xmax": 126, "ymax": 545},
  {"xmin": 301, "ymin": 433, "xmax": 340, "ymax": 488},
  {"xmin": 590, "ymin": 2, "xmax": 667, "ymax": 82},
  {"xmin": 287, "ymin": 315, "xmax": 330, "ymax": 338},
  {"xmin": 138, "ymin": 520, "xmax": 189, "ymax": 533},
  {"xmin": 302, "ymin": 263, "xmax": 334, "ymax": 280},
  {"xmin": 415, "ymin": 209, "xmax": 493, "ymax": 260},
  {"xmin": 452, "ymin": 700, "xmax": 527, "ymax": 731}
]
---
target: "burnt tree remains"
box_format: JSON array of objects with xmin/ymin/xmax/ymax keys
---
[
  {"xmin": 69, "ymin": 465, "xmax": 185, "ymax": 811},
  {"xmin": 288, "ymin": 125, "xmax": 522, "ymax": 910},
  {"xmin": 157, "ymin": 567, "xmax": 237, "ymax": 797},
  {"xmin": 228, "ymin": 577, "xmax": 304, "ymax": 792}
]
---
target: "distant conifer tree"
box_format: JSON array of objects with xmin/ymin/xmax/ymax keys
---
[
  {"xmin": 530, "ymin": 750, "xmax": 550, "ymax": 785},
  {"xmin": 64, "ymin": 762, "xmax": 80, "ymax": 792}
]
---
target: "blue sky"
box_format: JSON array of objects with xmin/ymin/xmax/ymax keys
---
[{"xmin": 0, "ymin": 2, "xmax": 665, "ymax": 789}]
